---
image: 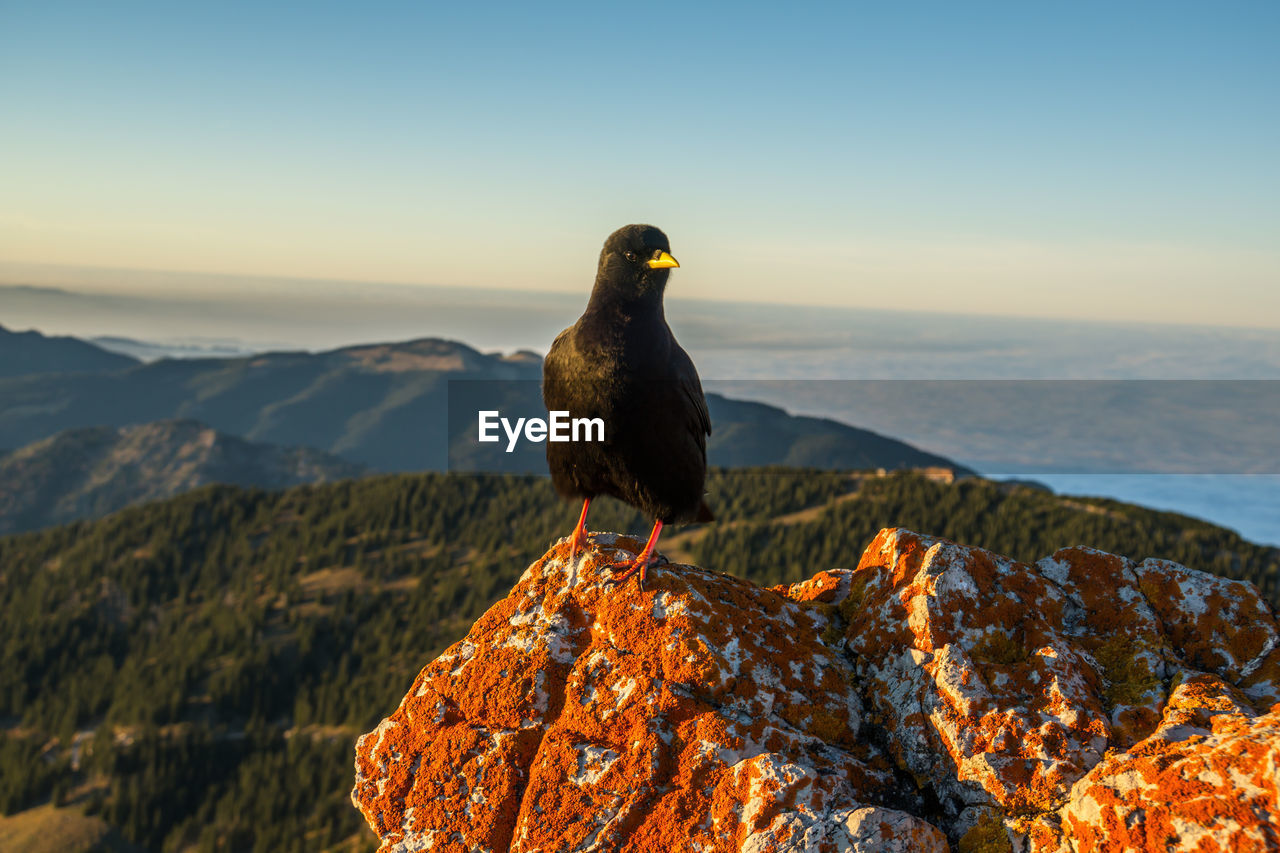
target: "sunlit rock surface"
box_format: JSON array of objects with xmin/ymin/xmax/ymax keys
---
[{"xmin": 353, "ymin": 528, "xmax": 1280, "ymax": 852}]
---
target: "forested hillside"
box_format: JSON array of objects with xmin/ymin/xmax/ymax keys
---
[{"xmin": 1, "ymin": 470, "xmax": 1275, "ymax": 851}]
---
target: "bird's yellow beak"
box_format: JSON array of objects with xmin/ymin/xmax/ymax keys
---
[{"xmin": 646, "ymin": 251, "xmax": 680, "ymax": 269}]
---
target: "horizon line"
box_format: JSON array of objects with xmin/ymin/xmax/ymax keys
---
[{"xmin": 2, "ymin": 257, "xmax": 1279, "ymax": 336}]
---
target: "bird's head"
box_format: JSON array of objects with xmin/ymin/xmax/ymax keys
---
[{"xmin": 596, "ymin": 224, "xmax": 680, "ymax": 301}]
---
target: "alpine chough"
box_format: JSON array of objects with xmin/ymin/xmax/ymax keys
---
[{"xmin": 542, "ymin": 224, "xmax": 713, "ymax": 588}]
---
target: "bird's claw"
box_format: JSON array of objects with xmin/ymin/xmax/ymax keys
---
[{"xmin": 605, "ymin": 552, "xmax": 663, "ymax": 589}]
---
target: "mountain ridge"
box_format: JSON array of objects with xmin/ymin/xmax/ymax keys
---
[
  {"xmin": 0, "ymin": 419, "xmax": 366, "ymax": 534},
  {"xmin": 0, "ymin": 333, "xmax": 973, "ymax": 477},
  {"xmin": 0, "ymin": 323, "xmax": 139, "ymax": 379}
]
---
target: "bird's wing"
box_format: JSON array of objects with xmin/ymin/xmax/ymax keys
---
[
  {"xmin": 542, "ymin": 328, "xmax": 573, "ymax": 410},
  {"xmin": 673, "ymin": 344, "xmax": 712, "ymax": 438}
]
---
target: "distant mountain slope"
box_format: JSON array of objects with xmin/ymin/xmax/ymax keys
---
[
  {"xmin": 0, "ymin": 337, "xmax": 972, "ymax": 476},
  {"xmin": 706, "ymin": 395, "xmax": 968, "ymax": 472},
  {"xmin": 0, "ymin": 420, "xmax": 366, "ymax": 534},
  {"xmin": 0, "ymin": 338, "xmax": 539, "ymax": 470},
  {"xmin": 449, "ymin": 388, "xmax": 971, "ymax": 476},
  {"xmin": 0, "ymin": 324, "xmax": 139, "ymax": 378}
]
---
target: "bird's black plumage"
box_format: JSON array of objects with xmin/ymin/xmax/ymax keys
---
[{"xmin": 543, "ymin": 224, "xmax": 713, "ymax": 535}]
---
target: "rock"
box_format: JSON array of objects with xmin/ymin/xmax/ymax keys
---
[
  {"xmin": 846, "ymin": 530, "xmax": 1280, "ymax": 853},
  {"xmin": 1043, "ymin": 704, "xmax": 1280, "ymax": 852},
  {"xmin": 352, "ymin": 528, "xmax": 1280, "ymax": 853}
]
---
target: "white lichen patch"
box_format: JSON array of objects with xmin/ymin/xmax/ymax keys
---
[
  {"xmin": 719, "ymin": 635, "xmax": 744, "ymax": 680},
  {"xmin": 1035, "ymin": 556, "xmax": 1072, "ymax": 587},
  {"xmin": 933, "ymin": 561, "xmax": 982, "ymax": 600},
  {"xmin": 651, "ymin": 590, "xmax": 689, "ymax": 620},
  {"xmin": 907, "ymin": 596, "xmax": 933, "ymax": 644},
  {"xmin": 527, "ymin": 669, "xmax": 549, "ymax": 720},
  {"xmin": 569, "ymin": 743, "xmax": 621, "ymax": 786},
  {"xmin": 364, "ymin": 719, "xmax": 399, "ymax": 767},
  {"xmin": 444, "ymin": 641, "xmax": 477, "ymax": 678},
  {"xmin": 1240, "ymin": 633, "xmax": 1279, "ymax": 681},
  {"xmin": 840, "ymin": 806, "xmax": 949, "ymax": 852},
  {"xmin": 388, "ymin": 828, "xmax": 439, "ymax": 853},
  {"xmin": 498, "ymin": 606, "xmax": 580, "ymax": 667},
  {"xmin": 932, "ymin": 644, "xmax": 992, "ymax": 717},
  {"xmin": 610, "ymin": 676, "xmax": 639, "ymax": 709}
]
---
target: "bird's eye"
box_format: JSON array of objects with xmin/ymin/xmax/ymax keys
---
[{"xmin": 624, "ymin": 251, "xmax": 638, "ymax": 262}]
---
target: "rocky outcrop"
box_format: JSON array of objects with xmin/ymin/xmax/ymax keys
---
[{"xmin": 352, "ymin": 529, "xmax": 1280, "ymax": 852}]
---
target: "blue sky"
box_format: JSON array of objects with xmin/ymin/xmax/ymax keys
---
[{"xmin": 2, "ymin": 1, "xmax": 1277, "ymax": 326}]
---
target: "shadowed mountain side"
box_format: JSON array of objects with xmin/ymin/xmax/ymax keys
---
[
  {"xmin": 0, "ymin": 338, "xmax": 542, "ymax": 471},
  {"xmin": 446, "ymin": 380, "xmax": 973, "ymax": 476},
  {"xmin": 0, "ymin": 420, "xmax": 366, "ymax": 534},
  {"xmin": 705, "ymin": 394, "xmax": 972, "ymax": 472},
  {"xmin": 0, "ymin": 336, "xmax": 971, "ymax": 476},
  {"xmin": 0, "ymin": 324, "xmax": 139, "ymax": 379}
]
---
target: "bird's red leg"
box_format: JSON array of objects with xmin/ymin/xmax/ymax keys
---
[
  {"xmin": 609, "ymin": 519, "xmax": 663, "ymax": 589},
  {"xmin": 568, "ymin": 498, "xmax": 591, "ymax": 562}
]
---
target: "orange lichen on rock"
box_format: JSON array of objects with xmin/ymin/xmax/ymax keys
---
[
  {"xmin": 846, "ymin": 531, "xmax": 1113, "ymax": 815},
  {"xmin": 353, "ymin": 532, "xmax": 940, "ymax": 852},
  {"xmin": 1048, "ymin": 705, "xmax": 1280, "ymax": 853},
  {"xmin": 353, "ymin": 528, "xmax": 1280, "ymax": 853}
]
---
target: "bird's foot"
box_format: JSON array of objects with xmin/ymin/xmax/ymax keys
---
[
  {"xmin": 565, "ymin": 498, "xmax": 592, "ymax": 566},
  {"xmin": 606, "ymin": 549, "xmax": 664, "ymax": 590},
  {"xmin": 607, "ymin": 519, "xmax": 666, "ymax": 591},
  {"xmin": 568, "ymin": 525, "xmax": 591, "ymax": 564}
]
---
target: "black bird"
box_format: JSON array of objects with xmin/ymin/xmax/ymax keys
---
[{"xmin": 543, "ymin": 224, "xmax": 713, "ymax": 588}]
